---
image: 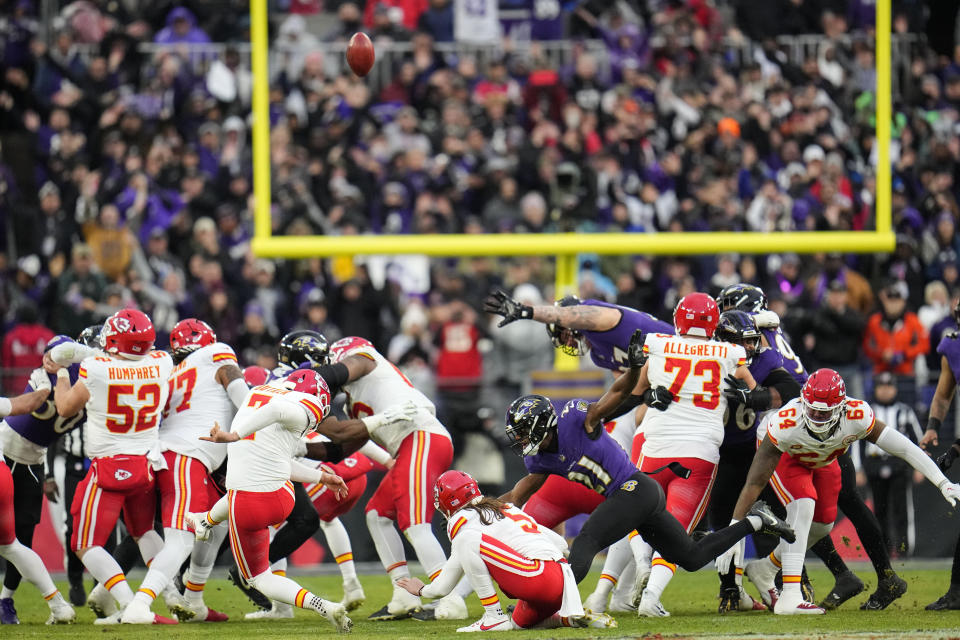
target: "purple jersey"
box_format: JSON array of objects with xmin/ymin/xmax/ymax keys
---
[
  {"xmin": 524, "ymin": 399, "xmax": 639, "ymax": 495},
  {"xmin": 5, "ymin": 365, "xmax": 84, "ymax": 448},
  {"xmin": 759, "ymin": 326, "xmax": 808, "ymax": 385},
  {"xmin": 722, "ymin": 347, "xmax": 784, "ymax": 447},
  {"xmin": 937, "ymin": 332, "xmax": 960, "ymax": 381},
  {"xmin": 580, "ymin": 300, "xmax": 674, "ymax": 372}
]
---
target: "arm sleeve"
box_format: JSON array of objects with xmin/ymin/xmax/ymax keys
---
[
  {"xmin": 232, "ymin": 398, "xmax": 309, "ymax": 439},
  {"xmin": 420, "ymin": 539, "xmax": 467, "ymax": 599},
  {"xmin": 875, "ymin": 427, "xmax": 949, "ymax": 488},
  {"xmin": 765, "ymin": 368, "xmax": 802, "ymax": 403},
  {"xmin": 0, "ymin": 397, "xmax": 11, "ymax": 419},
  {"xmin": 226, "ymin": 377, "xmax": 249, "ymax": 409},
  {"xmin": 288, "ymin": 458, "xmax": 323, "ymax": 484},
  {"xmin": 358, "ymin": 441, "xmax": 393, "ymax": 466},
  {"xmin": 316, "ymin": 363, "xmax": 349, "ymax": 393}
]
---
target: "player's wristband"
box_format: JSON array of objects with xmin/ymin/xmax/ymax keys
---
[
  {"xmin": 56, "ymin": 368, "xmax": 70, "ymax": 382},
  {"xmin": 927, "ymin": 417, "xmax": 943, "ymax": 434}
]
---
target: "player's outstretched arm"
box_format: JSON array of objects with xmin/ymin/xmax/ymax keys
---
[
  {"xmin": 483, "ymin": 289, "xmax": 621, "ymax": 330},
  {"xmin": 500, "ymin": 472, "xmax": 547, "ymax": 507},
  {"xmin": 1, "ymin": 386, "xmax": 50, "ymax": 418},
  {"xmin": 731, "ymin": 436, "xmax": 782, "ymax": 520},
  {"xmin": 54, "ymin": 368, "xmax": 89, "ymax": 417},
  {"xmin": 921, "ymin": 357, "xmax": 955, "ymax": 449},
  {"xmin": 868, "ymin": 420, "xmax": 960, "ymax": 505},
  {"xmin": 586, "ymin": 329, "xmax": 644, "ymax": 433}
]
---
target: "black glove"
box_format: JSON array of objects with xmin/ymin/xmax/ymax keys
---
[
  {"xmin": 483, "ymin": 289, "xmax": 534, "ymax": 328},
  {"xmin": 722, "ymin": 375, "xmax": 772, "ymax": 410},
  {"xmin": 643, "ymin": 386, "xmax": 673, "ymax": 411},
  {"xmin": 627, "ymin": 329, "xmax": 646, "ymax": 368},
  {"xmin": 937, "ymin": 445, "xmax": 960, "ymax": 472}
]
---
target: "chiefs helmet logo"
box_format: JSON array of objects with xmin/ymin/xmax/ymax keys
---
[{"xmin": 110, "ymin": 316, "xmax": 131, "ymax": 333}]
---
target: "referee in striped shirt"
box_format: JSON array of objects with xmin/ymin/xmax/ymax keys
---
[{"xmin": 851, "ymin": 372, "xmax": 923, "ymax": 557}]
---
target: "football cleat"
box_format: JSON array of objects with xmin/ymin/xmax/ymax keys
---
[
  {"xmin": 93, "ymin": 612, "xmax": 122, "ymax": 625},
  {"xmin": 163, "ymin": 583, "xmax": 196, "ymax": 621},
  {"xmin": 925, "ymin": 587, "xmax": 960, "ymax": 611},
  {"xmin": 583, "ymin": 590, "xmax": 609, "ymax": 615},
  {"xmin": 456, "ymin": 614, "xmax": 514, "ymax": 632},
  {"xmin": 861, "ymin": 572, "xmax": 908, "ymax": 610},
  {"xmin": 773, "ymin": 592, "xmax": 824, "ymax": 615},
  {"xmin": 45, "ymin": 601, "xmax": 76, "ymax": 625},
  {"xmin": 569, "ymin": 612, "xmax": 618, "ymax": 628},
  {"xmin": 229, "ymin": 566, "xmax": 272, "ymax": 611},
  {"xmin": 68, "ymin": 583, "xmax": 86, "ymax": 607},
  {"xmin": 341, "ymin": 578, "xmax": 365, "ymax": 612},
  {"xmin": 368, "ymin": 588, "xmax": 421, "ymax": 621},
  {"xmin": 637, "ymin": 590, "xmax": 670, "ymax": 617},
  {"xmin": 748, "ymin": 501, "xmax": 796, "ymax": 543},
  {"xmin": 86, "ymin": 584, "xmax": 118, "ymax": 618},
  {"xmin": 183, "ymin": 602, "xmax": 229, "ymax": 622},
  {"xmin": 718, "ymin": 586, "xmax": 740, "ymax": 613},
  {"xmin": 119, "ymin": 601, "xmax": 178, "ymax": 625},
  {"xmin": 245, "ymin": 601, "xmax": 293, "ymax": 619},
  {"xmin": 629, "ymin": 562, "xmax": 651, "ymax": 608},
  {"xmin": 0, "ymin": 598, "xmax": 19, "ymax": 624},
  {"xmin": 745, "ymin": 557, "xmax": 780, "ymax": 608},
  {"xmin": 820, "ymin": 570, "xmax": 864, "ymax": 610},
  {"xmin": 608, "ymin": 594, "xmax": 636, "ymax": 613},
  {"xmin": 315, "ymin": 600, "xmax": 352, "ymax": 633}
]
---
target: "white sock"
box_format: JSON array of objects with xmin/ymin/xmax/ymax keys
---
[
  {"xmin": 133, "ymin": 528, "xmax": 194, "ymax": 606},
  {"xmin": 137, "ymin": 530, "xmax": 164, "ymax": 566},
  {"xmin": 594, "ymin": 536, "xmax": 632, "ymax": 599},
  {"xmin": 404, "ymin": 523, "xmax": 446, "ymax": 579},
  {"xmin": 453, "ymin": 575, "xmax": 473, "ymax": 600},
  {"xmin": 613, "ymin": 559, "xmax": 637, "ymax": 601},
  {"xmin": 643, "ymin": 554, "xmax": 677, "ymax": 601},
  {"xmin": 271, "ymin": 557, "xmax": 288, "ymax": 576},
  {"xmin": 207, "ymin": 494, "xmax": 229, "ymax": 525},
  {"xmin": 366, "ymin": 510, "xmax": 409, "ymax": 578},
  {"xmin": 629, "ymin": 533, "xmax": 652, "ymax": 568},
  {"xmin": 0, "ymin": 586, "xmax": 12, "ymax": 599},
  {"xmin": 80, "ymin": 546, "xmax": 134, "ymax": 607},
  {"xmin": 185, "ymin": 524, "xmax": 227, "ymax": 603},
  {"xmin": 0, "ymin": 541, "xmax": 60, "ymax": 602},
  {"xmin": 249, "ymin": 570, "xmax": 325, "ymax": 610},
  {"xmin": 320, "ymin": 518, "xmax": 357, "ymax": 581},
  {"xmin": 781, "ymin": 498, "xmax": 815, "ymax": 600}
]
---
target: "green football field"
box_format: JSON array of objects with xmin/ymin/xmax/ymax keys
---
[{"xmin": 6, "ymin": 567, "xmax": 960, "ymax": 638}]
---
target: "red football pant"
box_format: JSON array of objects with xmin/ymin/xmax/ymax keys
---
[
  {"xmin": 638, "ymin": 455, "xmax": 716, "ymax": 532},
  {"xmin": 485, "ymin": 558, "xmax": 565, "ymax": 628},
  {"xmin": 0, "ymin": 462, "xmax": 15, "ymax": 544},
  {"xmin": 522, "ymin": 476, "xmax": 604, "ymax": 530},
  {"xmin": 769, "ymin": 454, "xmax": 841, "ymax": 524},
  {"xmin": 630, "ymin": 430, "xmax": 646, "ymax": 465},
  {"xmin": 228, "ymin": 483, "xmax": 296, "ymax": 581},
  {"xmin": 157, "ymin": 451, "xmax": 220, "ymax": 531},
  {"xmin": 365, "ymin": 431, "xmax": 452, "ymax": 530},
  {"xmin": 306, "ymin": 453, "xmax": 371, "ymax": 522},
  {"xmin": 70, "ymin": 460, "xmax": 156, "ymax": 550}
]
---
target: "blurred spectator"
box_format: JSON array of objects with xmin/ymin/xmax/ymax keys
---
[
  {"xmin": 293, "ymin": 287, "xmax": 342, "ymax": 342},
  {"xmin": 487, "ymin": 283, "xmax": 552, "ymax": 402},
  {"xmin": 434, "ymin": 300, "xmax": 485, "ymax": 453},
  {"xmin": 52, "ymin": 244, "xmax": 106, "ymax": 337},
  {"xmin": 854, "ymin": 372, "xmax": 923, "ymax": 557},
  {"xmin": 862, "ymin": 280, "xmax": 929, "ymax": 408},
  {"xmin": 1, "ymin": 304, "xmax": 53, "ymax": 393},
  {"xmin": 154, "ymin": 7, "xmax": 211, "ymax": 44},
  {"xmin": 919, "ymin": 281, "xmax": 951, "ymax": 331},
  {"xmin": 235, "ymin": 301, "xmax": 279, "ymax": 366},
  {"xmin": 807, "ymin": 254, "xmax": 874, "ymax": 315},
  {"xmin": 804, "ymin": 280, "xmax": 867, "ymax": 398},
  {"xmin": 83, "ymin": 203, "xmax": 140, "ymax": 281}
]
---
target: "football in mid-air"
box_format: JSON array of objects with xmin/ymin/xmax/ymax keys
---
[{"xmin": 346, "ymin": 32, "xmax": 375, "ymax": 77}]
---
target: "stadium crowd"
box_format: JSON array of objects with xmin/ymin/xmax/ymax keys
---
[{"xmin": 1, "ymin": 0, "xmax": 960, "ymax": 541}]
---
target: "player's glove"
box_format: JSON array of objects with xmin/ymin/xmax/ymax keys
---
[
  {"xmin": 937, "ymin": 444, "xmax": 960, "ymax": 472},
  {"xmin": 483, "ymin": 289, "xmax": 534, "ymax": 328},
  {"xmin": 362, "ymin": 400, "xmax": 419, "ymax": 430},
  {"xmin": 643, "ymin": 386, "xmax": 673, "ymax": 411},
  {"xmin": 753, "ymin": 310, "xmax": 780, "ymax": 329},
  {"xmin": 28, "ymin": 367, "xmax": 52, "ymax": 392},
  {"xmin": 722, "ymin": 375, "xmax": 772, "ymax": 410},
  {"xmin": 715, "ymin": 530, "xmax": 744, "ymax": 576},
  {"xmin": 627, "ymin": 329, "xmax": 646, "ymax": 368},
  {"xmin": 940, "ymin": 480, "xmax": 960, "ymax": 507}
]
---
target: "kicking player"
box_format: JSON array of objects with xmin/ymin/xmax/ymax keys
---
[
  {"xmin": 53, "ymin": 309, "xmax": 176, "ymax": 624},
  {"xmin": 326, "ymin": 336, "xmax": 465, "ymax": 620},
  {"xmin": 192, "ymin": 369, "xmax": 351, "ymax": 632},
  {"xmin": 728, "ymin": 369, "xmax": 960, "ymax": 614},
  {"xmin": 0, "ymin": 369, "xmax": 75, "ymax": 624},
  {"xmin": 717, "ymin": 284, "xmax": 903, "ymax": 609},
  {"xmin": 501, "ymin": 329, "xmax": 796, "ymax": 589},
  {"xmin": 920, "ymin": 299, "xmax": 960, "ymax": 610},
  {"xmin": 397, "ymin": 470, "xmax": 614, "ymax": 631},
  {"xmin": 710, "ymin": 311, "xmax": 801, "ymax": 612}
]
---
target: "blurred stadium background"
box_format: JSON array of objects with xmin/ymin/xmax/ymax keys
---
[{"xmin": 2, "ymin": 0, "xmax": 960, "ymax": 576}]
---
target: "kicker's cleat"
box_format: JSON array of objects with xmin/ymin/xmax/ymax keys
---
[
  {"xmin": 925, "ymin": 587, "xmax": 960, "ymax": 611},
  {"xmin": 228, "ymin": 566, "xmax": 272, "ymax": 610},
  {"xmin": 315, "ymin": 600, "xmax": 352, "ymax": 633},
  {"xmin": 456, "ymin": 614, "xmax": 514, "ymax": 632},
  {"xmin": 773, "ymin": 592, "xmax": 824, "ymax": 615},
  {"xmin": 820, "ymin": 570, "xmax": 864, "ymax": 610},
  {"xmin": 861, "ymin": 572, "xmax": 908, "ymax": 610},
  {"xmin": 748, "ymin": 500, "xmax": 796, "ymax": 543}
]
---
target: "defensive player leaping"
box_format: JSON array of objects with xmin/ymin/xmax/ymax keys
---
[
  {"xmin": 500, "ymin": 330, "xmax": 796, "ymax": 589},
  {"xmin": 727, "ymin": 368, "xmax": 960, "ymax": 614}
]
